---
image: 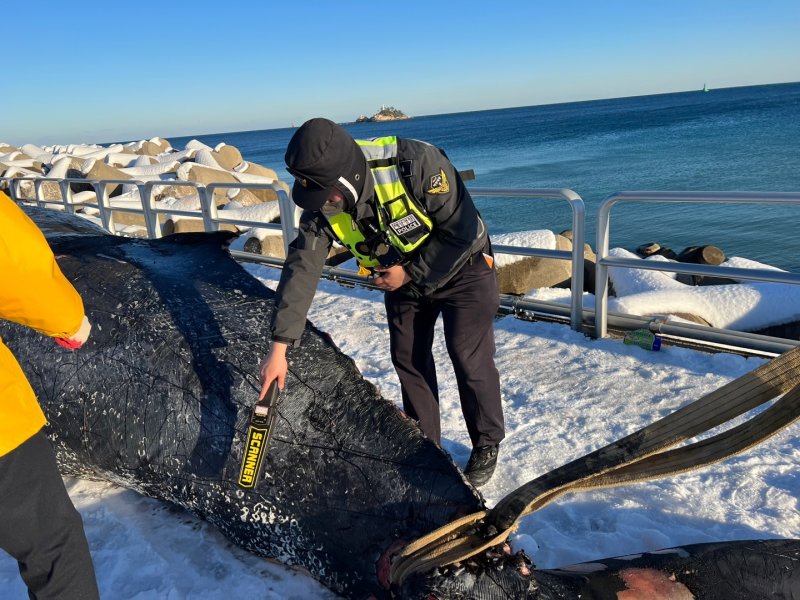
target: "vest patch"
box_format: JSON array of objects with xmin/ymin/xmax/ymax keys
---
[
  {"xmin": 427, "ymin": 169, "xmax": 449, "ymax": 194},
  {"xmin": 389, "ymin": 214, "xmax": 424, "ymax": 238}
]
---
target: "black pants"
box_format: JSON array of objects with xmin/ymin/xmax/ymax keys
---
[
  {"xmin": 0, "ymin": 431, "xmax": 99, "ymax": 600},
  {"xmin": 385, "ymin": 252, "xmax": 504, "ymax": 448}
]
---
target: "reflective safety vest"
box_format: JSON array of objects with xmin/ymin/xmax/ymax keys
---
[{"xmin": 325, "ymin": 136, "xmax": 433, "ymax": 268}]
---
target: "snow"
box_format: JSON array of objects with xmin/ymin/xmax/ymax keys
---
[
  {"xmin": 605, "ymin": 248, "xmax": 800, "ymax": 330},
  {"xmin": 494, "ymin": 231, "xmax": 800, "ymax": 332},
  {"xmin": 1, "ymin": 229, "xmax": 798, "ymax": 598},
  {"xmin": 492, "ymin": 229, "xmax": 558, "ymax": 267}
]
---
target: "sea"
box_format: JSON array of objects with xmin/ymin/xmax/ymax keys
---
[{"xmin": 170, "ymin": 82, "xmax": 800, "ymax": 271}]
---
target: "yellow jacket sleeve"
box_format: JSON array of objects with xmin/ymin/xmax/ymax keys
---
[
  {"xmin": 0, "ymin": 192, "xmax": 86, "ymax": 456},
  {"xmin": 0, "ymin": 192, "xmax": 85, "ymax": 338}
]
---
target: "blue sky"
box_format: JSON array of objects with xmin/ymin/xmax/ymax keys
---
[{"xmin": 3, "ymin": 0, "xmax": 798, "ymax": 146}]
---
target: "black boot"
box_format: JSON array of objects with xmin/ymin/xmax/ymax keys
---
[{"xmin": 464, "ymin": 444, "xmax": 499, "ymax": 487}]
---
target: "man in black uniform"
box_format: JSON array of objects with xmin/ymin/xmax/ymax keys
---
[{"xmin": 258, "ymin": 118, "xmax": 503, "ymax": 486}]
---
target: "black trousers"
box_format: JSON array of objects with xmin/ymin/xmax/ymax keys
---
[
  {"xmin": 385, "ymin": 252, "xmax": 505, "ymax": 448},
  {"xmin": 0, "ymin": 431, "xmax": 99, "ymax": 600}
]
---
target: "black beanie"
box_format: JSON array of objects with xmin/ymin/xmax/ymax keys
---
[{"xmin": 285, "ymin": 118, "xmax": 366, "ymax": 211}]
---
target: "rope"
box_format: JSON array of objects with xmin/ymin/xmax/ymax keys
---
[{"xmin": 389, "ymin": 345, "xmax": 800, "ymax": 587}]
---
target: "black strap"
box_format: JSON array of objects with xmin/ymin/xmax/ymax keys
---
[
  {"xmin": 367, "ymin": 158, "xmax": 395, "ymax": 169},
  {"xmin": 486, "ymin": 345, "xmax": 800, "ymax": 530},
  {"xmin": 389, "ymin": 346, "xmax": 800, "ymax": 585}
]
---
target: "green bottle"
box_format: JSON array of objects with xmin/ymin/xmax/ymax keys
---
[{"xmin": 623, "ymin": 329, "xmax": 662, "ymax": 351}]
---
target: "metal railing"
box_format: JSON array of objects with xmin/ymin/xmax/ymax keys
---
[
  {"xmin": 469, "ymin": 188, "xmax": 586, "ymax": 330},
  {"xmin": 3, "ymin": 175, "xmax": 296, "ymax": 255},
  {"xmin": 6, "ymin": 174, "xmax": 800, "ymax": 353},
  {"xmin": 1, "ymin": 177, "xmax": 589, "ymax": 331},
  {"xmin": 595, "ymin": 191, "xmax": 800, "ymax": 354}
]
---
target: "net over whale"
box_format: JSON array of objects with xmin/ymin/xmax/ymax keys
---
[{"xmin": 2, "ymin": 207, "xmax": 798, "ymax": 599}]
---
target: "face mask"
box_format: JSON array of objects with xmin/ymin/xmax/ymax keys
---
[{"xmin": 320, "ymin": 200, "xmax": 344, "ymax": 217}]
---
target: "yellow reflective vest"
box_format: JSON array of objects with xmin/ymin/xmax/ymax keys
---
[
  {"xmin": 325, "ymin": 136, "xmax": 433, "ymax": 268},
  {"xmin": 0, "ymin": 192, "xmax": 85, "ymax": 457}
]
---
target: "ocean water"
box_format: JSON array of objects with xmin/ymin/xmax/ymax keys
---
[{"xmin": 171, "ymin": 82, "xmax": 800, "ymax": 271}]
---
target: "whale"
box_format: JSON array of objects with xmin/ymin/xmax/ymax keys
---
[{"xmin": 2, "ymin": 206, "xmax": 798, "ymax": 599}]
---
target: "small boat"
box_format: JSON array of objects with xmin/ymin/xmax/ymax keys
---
[{"xmin": 703, "ymin": 83, "xmax": 710, "ymax": 92}]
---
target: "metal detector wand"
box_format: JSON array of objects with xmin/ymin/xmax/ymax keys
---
[{"xmin": 237, "ymin": 380, "xmax": 280, "ymax": 488}]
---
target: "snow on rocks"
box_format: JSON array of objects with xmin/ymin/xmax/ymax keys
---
[{"xmin": 1, "ymin": 137, "xmax": 290, "ymax": 243}]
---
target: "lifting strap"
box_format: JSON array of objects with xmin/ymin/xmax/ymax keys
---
[{"xmin": 389, "ymin": 345, "xmax": 800, "ymax": 587}]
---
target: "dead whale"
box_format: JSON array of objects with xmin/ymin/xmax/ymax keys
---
[
  {"xmin": 2, "ymin": 206, "xmax": 798, "ymax": 599},
  {"xmin": 2, "ymin": 208, "xmax": 486, "ymax": 599},
  {"xmin": 406, "ymin": 538, "xmax": 800, "ymax": 599}
]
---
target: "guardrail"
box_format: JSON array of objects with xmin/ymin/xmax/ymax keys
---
[
  {"xmin": 7, "ymin": 174, "xmax": 800, "ymax": 353},
  {"xmin": 1, "ymin": 177, "xmax": 589, "ymax": 331},
  {"xmin": 3, "ymin": 175, "xmax": 297, "ymax": 255},
  {"xmin": 595, "ymin": 191, "xmax": 800, "ymax": 354},
  {"xmin": 468, "ymin": 188, "xmax": 586, "ymax": 330}
]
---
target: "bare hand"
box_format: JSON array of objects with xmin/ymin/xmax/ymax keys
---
[
  {"xmin": 372, "ymin": 265, "xmax": 410, "ymax": 292},
  {"xmin": 259, "ymin": 342, "xmax": 288, "ymax": 398}
]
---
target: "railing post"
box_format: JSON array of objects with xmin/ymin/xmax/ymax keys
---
[
  {"xmin": 594, "ymin": 191, "xmax": 800, "ymax": 340},
  {"xmin": 467, "ymin": 187, "xmax": 587, "ymax": 331},
  {"xmin": 90, "ymin": 181, "xmax": 115, "ymax": 234},
  {"xmin": 594, "ymin": 197, "xmax": 615, "ymax": 339},
  {"xmin": 137, "ymin": 182, "xmax": 160, "ymax": 238},
  {"xmin": 200, "ymin": 184, "xmax": 218, "ymax": 232},
  {"xmin": 277, "ymin": 186, "xmax": 297, "ymax": 255}
]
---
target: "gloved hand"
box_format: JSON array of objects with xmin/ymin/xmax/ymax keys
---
[{"xmin": 55, "ymin": 315, "xmax": 92, "ymax": 350}]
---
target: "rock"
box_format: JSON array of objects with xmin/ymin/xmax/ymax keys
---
[
  {"xmin": 135, "ymin": 140, "xmax": 165, "ymax": 156},
  {"xmin": 676, "ymin": 245, "xmax": 735, "ymax": 286},
  {"xmin": 231, "ymin": 171, "xmax": 279, "ymax": 204},
  {"xmin": 4, "ymin": 137, "xmax": 291, "ymax": 238},
  {"xmin": 0, "ymin": 158, "xmax": 44, "ymax": 173},
  {"xmin": 119, "ymin": 161, "xmax": 180, "ymax": 178},
  {"xmin": 671, "ymin": 313, "xmax": 712, "ymax": 326},
  {"xmin": 581, "ymin": 243, "xmax": 598, "ymax": 294},
  {"xmin": 242, "ymin": 232, "xmax": 351, "ymax": 266},
  {"xmin": 212, "ymin": 144, "xmax": 243, "ymax": 170},
  {"xmin": 161, "ymin": 218, "xmax": 238, "ymax": 236},
  {"xmin": 243, "ymin": 234, "xmax": 285, "ymax": 258},
  {"xmin": 496, "ymin": 234, "xmax": 574, "ymax": 294},
  {"xmin": 235, "ymin": 161, "xmax": 279, "ymax": 180},
  {"xmin": 678, "ymin": 245, "xmax": 726, "ymax": 265},
  {"xmin": 178, "ymin": 163, "xmax": 239, "ymax": 205},
  {"xmin": 105, "ymin": 152, "xmax": 145, "ymax": 168},
  {"xmin": 558, "ymin": 229, "xmax": 598, "ymax": 293},
  {"xmin": 149, "ymin": 184, "xmax": 198, "ymax": 204},
  {"xmin": 227, "ymin": 188, "xmax": 271, "ymax": 206},
  {"xmin": 636, "ymin": 242, "xmax": 677, "ymax": 260},
  {"xmin": 80, "ymin": 159, "xmax": 132, "ymax": 197},
  {"xmin": 496, "ymin": 233, "xmax": 599, "ymax": 295},
  {"xmin": 355, "ymin": 106, "xmax": 410, "ymax": 122},
  {"xmin": 233, "ymin": 162, "xmax": 287, "ymax": 202},
  {"xmin": 19, "ymin": 143, "xmax": 49, "ymax": 161}
]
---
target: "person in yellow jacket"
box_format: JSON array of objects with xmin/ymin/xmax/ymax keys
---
[{"xmin": 0, "ymin": 192, "xmax": 99, "ymax": 599}]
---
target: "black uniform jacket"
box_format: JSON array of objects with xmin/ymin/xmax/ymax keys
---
[{"xmin": 270, "ymin": 138, "xmax": 488, "ymax": 345}]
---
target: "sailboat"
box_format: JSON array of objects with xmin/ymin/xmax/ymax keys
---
[{"xmin": 702, "ymin": 83, "xmax": 710, "ymax": 93}]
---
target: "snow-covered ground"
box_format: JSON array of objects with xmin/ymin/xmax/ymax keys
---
[{"xmin": 1, "ymin": 236, "xmax": 799, "ymax": 598}]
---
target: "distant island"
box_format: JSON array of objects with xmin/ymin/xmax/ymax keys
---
[{"xmin": 355, "ymin": 105, "xmax": 411, "ymax": 123}]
